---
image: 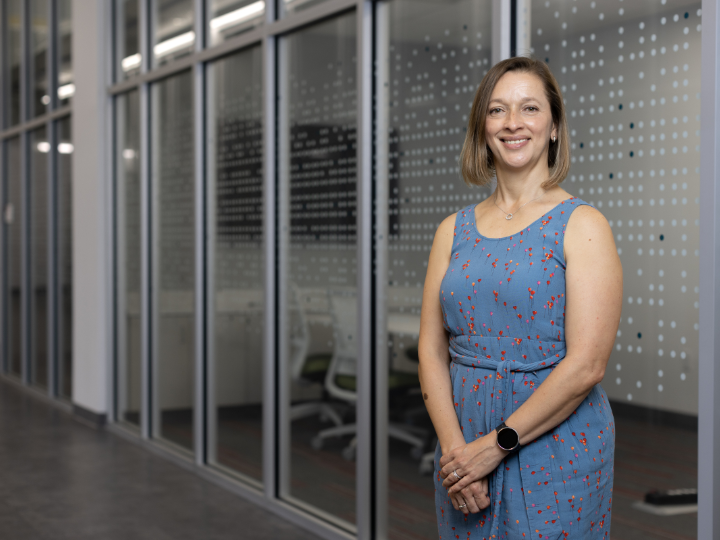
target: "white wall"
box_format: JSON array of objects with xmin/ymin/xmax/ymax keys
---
[{"xmin": 71, "ymin": 0, "xmax": 112, "ymax": 416}]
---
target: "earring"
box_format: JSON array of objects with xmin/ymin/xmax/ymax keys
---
[{"xmin": 552, "ymin": 135, "xmax": 556, "ymax": 143}]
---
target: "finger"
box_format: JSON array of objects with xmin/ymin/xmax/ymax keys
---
[
  {"xmin": 441, "ymin": 472, "xmax": 460, "ymax": 489},
  {"xmin": 461, "ymin": 488, "xmax": 480, "ymax": 514},
  {"xmin": 449, "ymin": 493, "xmax": 459, "ymax": 511},
  {"xmin": 448, "ymin": 473, "xmax": 477, "ymax": 495},
  {"xmin": 453, "ymin": 494, "xmax": 469, "ymax": 515}
]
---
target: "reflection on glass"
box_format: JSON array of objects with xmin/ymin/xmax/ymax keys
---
[
  {"xmin": 30, "ymin": 127, "xmax": 49, "ymax": 388},
  {"xmin": 208, "ymin": 0, "xmax": 264, "ymax": 46},
  {"xmin": 57, "ymin": 118, "xmax": 73, "ymax": 399},
  {"xmin": 57, "ymin": 0, "xmax": 73, "ymax": 106},
  {"xmin": 207, "ymin": 46, "xmax": 264, "ymax": 481},
  {"xmin": 30, "ymin": 0, "xmax": 49, "ymax": 117},
  {"xmin": 152, "ymin": 0, "xmax": 194, "ymax": 68},
  {"xmin": 151, "ymin": 71, "xmax": 195, "ymax": 451},
  {"xmin": 7, "ymin": 137, "xmax": 22, "ymax": 376},
  {"xmin": 374, "ymin": 1, "xmax": 493, "ymax": 537},
  {"xmin": 116, "ymin": 0, "xmax": 141, "ymax": 80},
  {"xmin": 8, "ymin": 0, "xmax": 22, "ymax": 125},
  {"xmin": 116, "ymin": 90, "xmax": 142, "ymax": 428},
  {"xmin": 279, "ymin": 12, "xmax": 357, "ymax": 525},
  {"xmin": 531, "ymin": 1, "xmax": 700, "ymax": 537},
  {"xmin": 279, "ymin": 0, "xmax": 331, "ymax": 19}
]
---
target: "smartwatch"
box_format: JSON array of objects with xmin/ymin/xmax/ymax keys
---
[{"xmin": 495, "ymin": 422, "xmax": 520, "ymax": 452}]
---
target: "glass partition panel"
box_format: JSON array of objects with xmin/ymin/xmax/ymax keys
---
[
  {"xmin": 29, "ymin": 0, "xmax": 49, "ymax": 118},
  {"xmin": 278, "ymin": 11, "xmax": 358, "ymax": 526},
  {"xmin": 208, "ymin": 0, "xmax": 264, "ymax": 46},
  {"xmin": 30, "ymin": 127, "xmax": 48, "ymax": 389},
  {"xmin": 116, "ymin": 90, "xmax": 142, "ymax": 429},
  {"xmin": 532, "ymin": 1, "xmax": 701, "ymax": 537},
  {"xmin": 116, "ymin": 0, "xmax": 141, "ymax": 81},
  {"xmin": 151, "ymin": 70, "xmax": 195, "ymax": 451},
  {"xmin": 152, "ymin": 0, "xmax": 194, "ymax": 68},
  {"xmin": 57, "ymin": 0, "xmax": 73, "ymax": 107},
  {"xmin": 279, "ymin": 0, "xmax": 333, "ymax": 19},
  {"xmin": 57, "ymin": 118, "xmax": 73, "ymax": 399},
  {"xmin": 374, "ymin": 1, "xmax": 493, "ymax": 537},
  {"xmin": 207, "ymin": 45, "xmax": 264, "ymax": 482},
  {"xmin": 8, "ymin": 0, "xmax": 22, "ymax": 126},
  {"xmin": 7, "ymin": 137, "xmax": 22, "ymax": 376}
]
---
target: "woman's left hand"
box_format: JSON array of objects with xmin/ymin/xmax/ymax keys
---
[{"xmin": 438, "ymin": 433, "xmax": 507, "ymax": 495}]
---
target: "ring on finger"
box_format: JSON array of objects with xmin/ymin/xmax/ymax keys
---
[
  {"xmin": 458, "ymin": 503, "xmax": 467, "ymax": 509},
  {"xmin": 453, "ymin": 469, "xmax": 462, "ymax": 480}
]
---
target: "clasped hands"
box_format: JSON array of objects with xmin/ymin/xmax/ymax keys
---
[{"xmin": 438, "ymin": 433, "xmax": 507, "ymax": 515}]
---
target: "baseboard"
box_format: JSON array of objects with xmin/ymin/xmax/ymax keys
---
[
  {"xmin": 609, "ymin": 399, "xmax": 697, "ymax": 432},
  {"xmin": 72, "ymin": 403, "xmax": 107, "ymax": 429}
]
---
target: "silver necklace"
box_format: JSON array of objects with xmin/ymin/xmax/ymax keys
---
[{"xmin": 493, "ymin": 191, "xmax": 546, "ymax": 220}]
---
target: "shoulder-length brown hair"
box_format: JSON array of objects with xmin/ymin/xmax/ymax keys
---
[{"xmin": 460, "ymin": 56, "xmax": 570, "ymax": 189}]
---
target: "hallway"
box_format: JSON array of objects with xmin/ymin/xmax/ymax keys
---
[{"xmin": 0, "ymin": 379, "xmax": 316, "ymax": 540}]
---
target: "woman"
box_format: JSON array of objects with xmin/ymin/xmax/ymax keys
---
[{"xmin": 418, "ymin": 56, "xmax": 622, "ymax": 539}]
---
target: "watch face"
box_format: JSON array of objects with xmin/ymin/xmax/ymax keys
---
[{"xmin": 497, "ymin": 427, "xmax": 519, "ymax": 450}]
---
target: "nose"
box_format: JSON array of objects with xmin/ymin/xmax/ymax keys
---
[{"xmin": 506, "ymin": 107, "xmax": 522, "ymax": 130}]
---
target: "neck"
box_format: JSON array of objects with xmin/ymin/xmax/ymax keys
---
[{"xmin": 493, "ymin": 161, "xmax": 551, "ymax": 207}]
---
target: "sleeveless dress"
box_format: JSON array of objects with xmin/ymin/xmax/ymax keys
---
[{"xmin": 433, "ymin": 197, "xmax": 615, "ymax": 540}]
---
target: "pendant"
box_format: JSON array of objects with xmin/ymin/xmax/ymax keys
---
[{"xmin": 505, "ymin": 213, "xmax": 513, "ymax": 220}]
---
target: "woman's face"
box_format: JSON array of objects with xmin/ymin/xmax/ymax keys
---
[{"xmin": 484, "ymin": 71, "xmax": 557, "ymax": 174}]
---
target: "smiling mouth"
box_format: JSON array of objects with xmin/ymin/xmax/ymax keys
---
[{"xmin": 502, "ymin": 138, "xmax": 529, "ymax": 145}]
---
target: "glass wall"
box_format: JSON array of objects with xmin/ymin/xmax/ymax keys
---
[
  {"xmin": 531, "ymin": 2, "xmax": 701, "ymax": 538},
  {"xmin": 116, "ymin": 0, "xmax": 141, "ymax": 80},
  {"xmin": 8, "ymin": 0, "xmax": 22, "ymax": 126},
  {"xmin": 278, "ymin": 11, "xmax": 358, "ymax": 526},
  {"xmin": 7, "ymin": 137, "xmax": 22, "ymax": 377},
  {"xmin": 207, "ymin": 46, "xmax": 264, "ymax": 481},
  {"xmin": 30, "ymin": 0, "xmax": 49, "ymax": 118},
  {"xmin": 57, "ymin": 0, "xmax": 73, "ymax": 107},
  {"xmin": 30, "ymin": 127, "xmax": 49, "ymax": 389},
  {"xmin": 207, "ymin": 0, "xmax": 264, "ymax": 46},
  {"xmin": 151, "ymin": 71, "xmax": 195, "ymax": 451},
  {"xmin": 57, "ymin": 118, "xmax": 73, "ymax": 399},
  {"xmin": 106, "ymin": 0, "xmax": 711, "ymax": 538},
  {"xmin": 152, "ymin": 0, "xmax": 195, "ymax": 68},
  {"xmin": 374, "ymin": 2, "xmax": 493, "ymax": 537},
  {"xmin": 116, "ymin": 90, "xmax": 142, "ymax": 429}
]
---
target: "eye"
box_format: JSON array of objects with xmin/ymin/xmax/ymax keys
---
[
  {"xmin": 525, "ymin": 106, "xmax": 539, "ymax": 112},
  {"xmin": 488, "ymin": 107, "xmax": 503, "ymax": 114}
]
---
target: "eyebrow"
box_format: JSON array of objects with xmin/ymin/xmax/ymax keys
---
[{"xmin": 488, "ymin": 96, "xmax": 541, "ymax": 106}]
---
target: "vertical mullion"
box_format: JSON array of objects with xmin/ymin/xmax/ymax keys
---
[
  {"xmin": 48, "ymin": 0, "xmax": 58, "ymax": 111},
  {"xmin": 262, "ymin": 0, "xmax": 277, "ymax": 499},
  {"xmin": 355, "ymin": 1, "xmax": 373, "ymax": 539},
  {"xmin": 47, "ymin": 118, "xmax": 57, "ymax": 397},
  {"xmin": 139, "ymin": 0, "xmax": 152, "ymax": 440},
  {"xmin": 699, "ymin": 0, "xmax": 720, "ymax": 534},
  {"xmin": 491, "ymin": 0, "xmax": 511, "ymax": 65},
  {"xmin": 0, "ymin": 1, "xmax": 7, "ymax": 375},
  {"xmin": 192, "ymin": 0, "xmax": 206, "ymax": 466},
  {"xmin": 373, "ymin": 3, "xmax": 390, "ymax": 539},
  {"xmin": 20, "ymin": 0, "xmax": 30, "ymax": 386}
]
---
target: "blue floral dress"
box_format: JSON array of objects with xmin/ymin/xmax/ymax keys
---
[{"xmin": 434, "ymin": 198, "xmax": 614, "ymax": 539}]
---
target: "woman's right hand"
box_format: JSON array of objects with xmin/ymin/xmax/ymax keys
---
[{"xmin": 448, "ymin": 477, "xmax": 490, "ymax": 514}]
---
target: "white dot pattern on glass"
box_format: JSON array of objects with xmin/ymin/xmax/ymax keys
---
[{"xmin": 533, "ymin": 1, "xmax": 699, "ymax": 413}]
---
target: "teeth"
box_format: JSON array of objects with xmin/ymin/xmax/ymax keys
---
[{"xmin": 505, "ymin": 138, "xmax": 528, "ymax": 144}]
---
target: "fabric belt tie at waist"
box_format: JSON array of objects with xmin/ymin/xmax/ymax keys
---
[{"xmin": 449, "ymin": 336, "xmax": 566, "ymax": 539}]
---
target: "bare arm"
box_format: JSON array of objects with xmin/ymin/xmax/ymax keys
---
[
  {"xmin": 440, "ymin": 205, "xmax": 623, "ymax": 494},
  {"xmin": 418, "ymin": 214, "xmax": 464, "ymax": 455},
  {"xmin": 418, "ymin": 214, "xmax": 491, "ymax": 513}
]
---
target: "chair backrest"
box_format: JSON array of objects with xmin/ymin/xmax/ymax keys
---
[{"xmin": 325, "ymin": 290, "xmax": 358, "ymax": 402}]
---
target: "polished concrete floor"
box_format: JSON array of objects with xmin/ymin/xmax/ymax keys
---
[{"xmin": 0, "ymin": 378, "xmax": 316, "ymax": 540}]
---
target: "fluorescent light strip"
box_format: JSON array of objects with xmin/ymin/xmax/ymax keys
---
[
  {"xmin": 154, "ymin": 31, "xmax": 195, "ymax": 57},
  {"xmin": 210, "ymin": 1, "xmax": 264, "ymax": 30},
  {"xmin": 121, "ymin": 53, "xmax": 141, "ymax": 72},
  {"xmin": 58, "ymin": 83, "xmax": 75, "ymax": 99},
  {"xmin": 36, "ymin": 142, "xmax": 74, "ymax": 154}
]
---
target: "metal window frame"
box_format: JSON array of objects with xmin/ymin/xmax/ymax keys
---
[
  {"xmin": 699, "ymin": 0, "xmax": 720, "ymax": 535},
  {"xmin": 105, "ymin": 0, "xmax": 720, "ymax": 539}
]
